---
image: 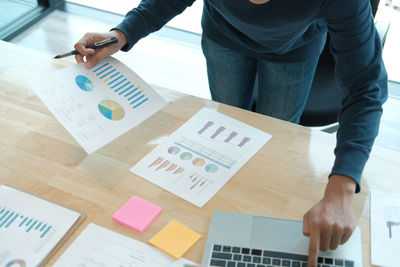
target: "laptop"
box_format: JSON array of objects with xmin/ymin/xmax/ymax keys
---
[{"xmin": 201, "ymin": 211, "xmax": 362, "ymax": 267}]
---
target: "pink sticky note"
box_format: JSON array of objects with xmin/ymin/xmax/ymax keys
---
[{"xmin": 112, "ymin": 196, "xmax": 162, "ymax": 233}]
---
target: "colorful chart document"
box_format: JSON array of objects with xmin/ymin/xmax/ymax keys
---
[
  {"xmin": 0, "ymin": 185, "xmax": 82, "ymax": 267},
  {"xmin": 131, "ymin": 108, "xmax": 271, "ymax": 207},
  {"xmin": 29, "ymin": 57, "xmax": 168, "ymax": 153},
  {"xmin": 54, "ymin": 223, "xmax": 195, "ymax": 267},
  {"xmin": 371, "ymin": 190, "xmax": 400, "ymax": 267}
]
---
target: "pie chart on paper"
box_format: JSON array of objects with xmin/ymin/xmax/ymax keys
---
[
  {"xmin": 75, "ymin": 75, "xmax": 93, "ymax": 91},
  {"xmin": 5, "ymin": 259, "xmax": 26, "ymax": 267},
  {"xmin": 98, "ymin": 99, "xmax": 125, "ymax": 121}
]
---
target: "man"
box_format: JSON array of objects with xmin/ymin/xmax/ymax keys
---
[{"xmin": 74, "ymin": 0, "xmax": 387, "ymax": 266}]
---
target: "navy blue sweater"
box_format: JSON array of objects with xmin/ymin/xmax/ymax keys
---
[{"xmin": 115, "ymin": 0, "xmax": 388, "ymax": 192}]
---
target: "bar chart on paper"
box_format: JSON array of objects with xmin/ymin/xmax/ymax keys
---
[
  {"xmin": 0, "ymin": 185, "xmax": 81, "ymax": 267},
  {"xmin": 0, "ymin": 207, "xmax": 54, "ymax": 240},
  {"xmin": 91, "ymin": 62, "xmax": 150, "ymax": 110},
  {"xmin": 0, "ymin": 206, "xmax": 57, "ymax": 257},
  {"xmin": 385, "ymin": 206, "xmax": 400, "ymax": 240},
  {"xmin": 131, "ymin": 108, "xmax": 272, "ymax": 207},
  {"xmin": 371, "ymin": 190, "xmax": 400, "ymax": 267},
  {"xmin": 29, "ymin": 57, "xmax": 167, "ymax": 153},
  {"xmin": 197, "ymin": 120, "xmax": 251, "ymax": 148}
]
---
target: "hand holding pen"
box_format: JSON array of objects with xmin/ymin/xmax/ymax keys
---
[
  {"xmin": 55, "ymin": 37, "xmax": 118, "ymax": 59},
  {"xmin": 64, "ymin": 30, "xmax": 128, "ymax": 69}
]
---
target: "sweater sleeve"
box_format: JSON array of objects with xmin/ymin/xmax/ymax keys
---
[
  {"xmin": 113, "ymin": 0, "xmax": 196, "ymax": 51},
  {"xmin": 321, "ymin": 0, "xmax": 388, "ymax": 192}
]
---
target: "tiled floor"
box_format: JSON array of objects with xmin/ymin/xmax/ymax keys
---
[{"xmin": 9, "ymin": 8, "xmax": 400, "ymax": 153}]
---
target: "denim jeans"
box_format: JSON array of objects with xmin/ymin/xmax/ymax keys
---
[{"xmin": 201, "ymin": 35, "xmax": 319, "ymax": 124}]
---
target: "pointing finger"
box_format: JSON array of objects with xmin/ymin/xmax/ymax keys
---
[
  {"xmin": 308, "ymin": 223, "xmax": 320, "ymax": 267},
  {"xmin": 303, "ymin": 213, "xmax": 310, "ymax": 236}
]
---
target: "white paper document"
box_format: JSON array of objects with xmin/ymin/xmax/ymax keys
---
[
  {"xmin": 54, "ymin": 223, "xmax": 194, "ymax": 267},
  {"xmin": 371, "ymin": 190, "xmax": 400, "ymax": 267},
  {"xmin": 29, "ymin": 57, "xmax": 167, "ymax": 153},
  {"xmin": 0, "ymin": 185, "xmax": 81, "ymax": 267},
  {"xmin": 131, "ymin": 108, "xmax": 271, "ymax": 207}
]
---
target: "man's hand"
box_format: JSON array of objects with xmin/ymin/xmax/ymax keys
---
[
  {"xmin": 303, "ymin": 175, "xmax": 357, "ymax": 267},
  {"xmin": 74, "ymin": 30, "xmax": 128, "ymax": 69}
]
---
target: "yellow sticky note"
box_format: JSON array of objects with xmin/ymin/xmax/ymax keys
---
[{"xmin": 149, "ymin": 220, "xmax": 201, "ymax": 259}]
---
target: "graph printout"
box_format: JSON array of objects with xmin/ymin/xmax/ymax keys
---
[
  {"xmin": 29, "ymin": 57, "xmax": 168, "ymax": 153},
  {"xmin": 0, "ymin": 185, "xmax": 81, "ymax": 267},
  {"xmin": 54, "ymin": 223, "xmax": 194, "ymax": 267},
  {"xmin": 371, "ymin": 190, "xmax": 400, "ymax": 267},
  {"xmin": 131, "ymin": 108, "xmax": 272, "ymax": 207}
]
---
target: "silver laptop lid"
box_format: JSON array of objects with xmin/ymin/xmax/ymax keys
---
[{"xmin": 202, "ymin": 211, "xmax": 362, "ymax": 266}]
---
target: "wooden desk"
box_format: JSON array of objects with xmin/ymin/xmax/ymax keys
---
[{"xmin": 0, "ymin": 40, "xmax": 399, "ymax": 266}]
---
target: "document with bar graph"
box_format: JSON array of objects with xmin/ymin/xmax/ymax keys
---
[
  {"xmin": 371, "ymin": 190, "xmax": 400, "ymax": 267},
  {"xmin": 131, "ymin": 108, "xmax": 272, "ymax": 207},
  {"xmin": 29, "ymin": 57, "xmax": 167, "ymax": 153},
  {"xmin": 0, "ymin": 185, "xmax": 83, "ymax": 267}
]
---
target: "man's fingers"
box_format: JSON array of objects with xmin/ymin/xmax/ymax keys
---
[
  {"xmin": 75, "ymin": 54, "xmax": 84, "ymax": 64},
  {"xmin": 84, "ymin": 57, "xmax": 95, "ymax": 69},
  {"xmin": 329, "ymin": 225, "xmax": 343, "ymax": 250},
  {"xmin": 308, "ymin": 224, "xmax": 320, "ymax": 267},
  {"xmin": 340, "ymin": 226, "xmax": 354, "ymax": 244},
  {"xmin": 319, "ymin": 225, "xmax": 332, "ymax": 252},
  {"xmin": 73, "ymin": 32, "xmax": 123, "ymax": 66},
  {"xmin": 84, "ymin": 48, "xmax": 111, "ymax": 69},
  {"xmin": 74, "ymin": 33, "xmax": 99, "ymax": 57},
  {"xmin": 303, "ymin": 214, "xmax": 310, "ymax": 236},
  {"xmin": 74, "ymin": 42, "xmax": 94, "ymax": 57}
]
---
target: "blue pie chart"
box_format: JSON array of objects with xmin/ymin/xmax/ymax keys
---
[
  {"xmin": 205, "ymin": 164, "xmax": 218, "ymax": 173},
  {"xmin": 75, "ymin": 75, "xmax": 93, "ymax": 91}
]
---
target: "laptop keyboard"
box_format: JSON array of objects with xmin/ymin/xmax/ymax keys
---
[{"xmin": 209, "ymin": 244, "xmax": 354, "ymax": 267}]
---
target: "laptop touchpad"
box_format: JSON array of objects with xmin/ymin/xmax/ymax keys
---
[{"xmin": 250, "ymin": 216, "xmax": 309, "ymax": 254}]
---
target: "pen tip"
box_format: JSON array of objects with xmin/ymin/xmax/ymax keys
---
[{"xmin": 54, "ymin": 55, "xmax": 60, "ymax": 59}]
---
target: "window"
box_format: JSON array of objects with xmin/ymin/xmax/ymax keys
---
[{"xmin": 66, "ymin": 0, "xmax": 203, "ymax": 34}]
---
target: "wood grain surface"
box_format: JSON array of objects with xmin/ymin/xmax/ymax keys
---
[{"xmin": 1, "ymin": 40, "xmax": 399, "ymax": 266}]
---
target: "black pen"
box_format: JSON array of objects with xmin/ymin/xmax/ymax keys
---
[{"xmin": 54, "ymin": 37, "xmax": 118, "ymax": 59}]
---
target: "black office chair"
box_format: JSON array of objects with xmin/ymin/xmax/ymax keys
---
[{"xmin": 299, "ymin": 0, "xmax": 387, "ymax": 128}]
